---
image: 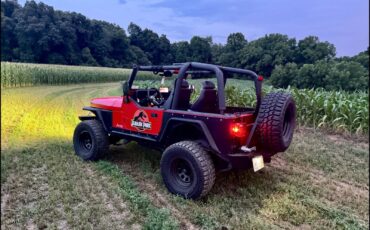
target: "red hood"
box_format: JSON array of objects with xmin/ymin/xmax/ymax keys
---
[{"xmin": 90, "ymin": 96, "xmax": 123, "ymax": 110}]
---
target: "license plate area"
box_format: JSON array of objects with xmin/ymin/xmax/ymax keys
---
[{"xmin": 252, "ymin": 155, "xmax": 264, "ymax": 172}]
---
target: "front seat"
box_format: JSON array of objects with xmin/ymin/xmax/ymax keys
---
[
  {"xmin": 190, "ymin": 81, "xmax": 219, "ymax": 113},
  {"xmin": 163, "ymin": 79, "xmax": 192, "ymax": 110}
]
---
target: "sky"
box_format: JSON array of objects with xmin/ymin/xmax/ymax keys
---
[{"xmin": 18, "ymin": 0, "xmax": 369, "ymax": 57}]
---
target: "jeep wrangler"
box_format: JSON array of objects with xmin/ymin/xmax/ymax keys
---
[{"xmin": 73, "ymin": 62, "xmax": 296, "ymax": 199}]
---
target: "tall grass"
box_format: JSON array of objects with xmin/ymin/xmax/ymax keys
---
[{"xmin": 0, "ymin": 62, "xmax": 155, "ymax": 87}]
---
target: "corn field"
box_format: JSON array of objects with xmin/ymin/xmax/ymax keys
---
[
  {"xmin": 1, "ymin": 62, "xmax": 368, "ymax": 134},
  {"xmin": 135, "ymin": 80, "xmax": 368, "ymax": 134},
  {"xmin": 224, "ymin": 83, "xmax": 368, "ymax": 135},
  {"xmin": 0, "ymin": 62, "xmax": 155, "ymax": 87}
]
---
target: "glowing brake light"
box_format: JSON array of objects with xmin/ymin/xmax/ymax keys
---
[{"xmin": 230, "ymin": 123, "xmax": 246, "ymax": 138}]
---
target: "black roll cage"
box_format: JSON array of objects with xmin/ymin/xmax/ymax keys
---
[{"xmin": 127, "ymin": 62, "xmax": 263, "ymax": 115}]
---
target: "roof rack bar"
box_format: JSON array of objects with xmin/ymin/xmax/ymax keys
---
[{"xmin": 138, "ymin": 65, "xmax": 180, "ymax": 71}]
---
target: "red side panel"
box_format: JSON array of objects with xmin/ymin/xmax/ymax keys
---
[{"xmin": 112, "ymin": 100, "xmax": 164, "ymax": 136}]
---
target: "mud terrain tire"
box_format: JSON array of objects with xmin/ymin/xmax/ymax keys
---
[
  {"xmin": 160, "ymin": 141, "xmax": 215, "ymax": 199},
  {"xmin": 73, "ymin": 120, "xmax": 109, "ymax": 161},
  {"xmin": 257, "ymin": 92, "xmax": 296, "ymax": 153}
]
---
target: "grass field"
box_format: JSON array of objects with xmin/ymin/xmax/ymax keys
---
[{"xmin": 1, "ymin": 82, "xmax": 368, "ymax": 229}]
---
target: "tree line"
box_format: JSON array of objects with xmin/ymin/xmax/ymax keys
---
[{"xmin": 1, "ymin": 0, "xmax": 368, "ymax": 91}]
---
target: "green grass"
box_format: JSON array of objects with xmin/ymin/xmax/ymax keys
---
[{"xmin": 1, "ymin": 82, "xmax": 368, "ymax": 229}]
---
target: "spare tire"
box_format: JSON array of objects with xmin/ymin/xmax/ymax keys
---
[{"xmin": 257, "ymin": 92, "xmax": 296, "ymax": 153}]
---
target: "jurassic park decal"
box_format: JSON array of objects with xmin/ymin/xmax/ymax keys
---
[{"xmin": 131, "ymin": 110, "xmax": 152, "ymax": 131}]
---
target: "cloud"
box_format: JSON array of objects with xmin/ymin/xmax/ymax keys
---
[{"xmin": 111, "ymin": 0, "xmax": 265, "ymax": 43}]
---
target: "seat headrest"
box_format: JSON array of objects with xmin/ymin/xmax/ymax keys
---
[
  {"xmin": 181, "ymin": 80, "xmax": 189, "ymax": 88},
  {"xmin": 202, "ymin": 81, "xmax": 215, "ymax": 89}
]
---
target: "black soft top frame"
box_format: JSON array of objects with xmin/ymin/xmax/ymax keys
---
[{"xmin": 127, "ymin": 62, "xmax": 263, "ymax": 115}]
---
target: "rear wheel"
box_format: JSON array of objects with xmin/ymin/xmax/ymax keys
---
[
  {"xmin": 160, "ymin": 141, "xmax": 215, "ymax": 199},
  {"xmin": 257, "ymin": 92, "xmax": 296, "ymax": 153},
  {"xmin": 73, "ymin": 120, "xmax": 109, "ymax": 161}
]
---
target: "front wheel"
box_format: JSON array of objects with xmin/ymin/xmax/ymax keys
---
[
  {"xmin": 160, "ymin": 141, "xmax": 215, "ymax": 199},
  {"xmin": 73, "ymin": 120, "xmax": 109, "ymax": 161}
]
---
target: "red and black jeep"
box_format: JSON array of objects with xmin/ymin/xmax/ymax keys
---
[{"xmin": 73, "ymin": 62, "xmax": 296, "ymax": 199}]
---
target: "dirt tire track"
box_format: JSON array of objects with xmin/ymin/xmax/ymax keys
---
[
  {"xmin": 1, "ymin": 155, "xmax": 140, "ymax": 229},
  {"xmin": 80, "ymin": 166, "xmax": 138, "ymax": 229},
  {"xmin": 112, "ymin": 158, "xmax": 198, "ymax": 230},
  {"xmin": 141, "ymin": 182, "xmax": 198, "ymax": 230},
  {"xmin": 268, "ymin": 156, "xmax": 369, "ymax": 224}
]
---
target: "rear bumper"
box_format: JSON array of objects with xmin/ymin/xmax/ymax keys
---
[{"xmin": 226, "ymin": 151, "xmax": 274, "ymax": 170}]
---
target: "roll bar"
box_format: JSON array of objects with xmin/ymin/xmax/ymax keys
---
[{"xmin": 127, "ymin": 62, "xmax": 263, "ymax": 115}]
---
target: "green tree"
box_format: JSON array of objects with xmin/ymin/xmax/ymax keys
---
[
  {"xmin": 189, "ymin": 36, "xmax": 212, "ymax": 63},
  {"xmin": 127, "ymin": 46, "xmax": 151, "ymax": 65},
  {"xmin": 211, "ymin": 43, "xmax": 224, "ymax": 65},
  {"xmin": 350, "ymin": 48, "xmax": 369, "ymax": 70},
  {"xmin": 128, "ymin": 22, "xmax": 143, "ymax": 47},
  {"xmin": 158, "ymin": 35, "xmax": 172, "ymax": 64},
  {"xmin": 324, "ymin": 61, "xmax": 368, "ymax": 91},
  {"xmin": 128, "ymin": 23, "xmax": 170, "ymax": 65},
  {"xmin": 216, "ymin": 33, "xmax": 247, "ymax": 67},
  {"xmin": 171, "ymin": 41, "xmax": 191, "ymax": 63},
  {"xmin": 239, "ymin": 33, "xmax": 297, "ymax": 77},
  {"xmin": 81, "ymin": 47, "xmax": 98, "ymax": 66},
  {"xmin": 1, "ymin": 0, "xmax": 20, "ymax": 60},
  {"xmin": 225, "ymin": 32, "xmax": 247, "ymax": 52},
  {"xmin": 270, "ymin": 63, "xmax": 299, "ymax": 88},
  {"xmin": 296, "ymin": 36, "xmax": 336, "ymax": 64},
  {"xmin": 295, "ymin": 60, "xmax": 332, "ymax": 89}
]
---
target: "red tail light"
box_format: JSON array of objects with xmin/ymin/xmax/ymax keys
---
[
  {"xmin": 230, "ymin": 123, "xmax": 246, "ymax": 138},
  {"xmin": 173, "ymin": 69, "xmax": 179, "ymax": 74}
]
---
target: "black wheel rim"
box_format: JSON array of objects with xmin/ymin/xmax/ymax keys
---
[
  {"xmin": 79, "ymin": 131, "xmax": 93, "ymax": 151},
  {"xmin": 170, "ymin": 158, "xmax": 194, "ymax": 187}
]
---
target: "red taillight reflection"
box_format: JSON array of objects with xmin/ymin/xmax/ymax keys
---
[{"xmin": 230, "ymin": 123, "xmax": 246, "ymax": 138}]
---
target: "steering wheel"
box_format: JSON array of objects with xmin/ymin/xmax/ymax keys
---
[{"xmin": 147, "ymin": 87, "xmax": 164, "ymax": 106}]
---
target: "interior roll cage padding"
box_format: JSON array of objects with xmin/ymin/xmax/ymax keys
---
[{"xmin": 127, "ymin": 62, "xmax": 262, "ymax": 116}]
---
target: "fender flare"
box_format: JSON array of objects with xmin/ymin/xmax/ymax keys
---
[
  {"xmin": 159, "ymin": 118, "xmax": 230, "ymax": 165},
  {"xmin": 80, "ymin": 107, "xmax": 112, "ymax": 132}
]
